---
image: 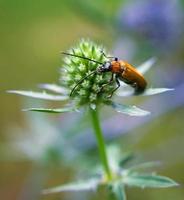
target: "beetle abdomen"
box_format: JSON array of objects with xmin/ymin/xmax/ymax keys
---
[
  {"xmin": 134, "ymin": 79, "xmax": 147, "ymax": 94},
  {"xmin": 119, "ymin": 61, "xmax": 147, "ymax": 94}
]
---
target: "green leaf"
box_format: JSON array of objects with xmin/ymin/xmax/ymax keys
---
[
  {"xmin": 111, "ymin": 102, "xmax": 150, "ymax": 116},
  {"xmin": 7, "ymin": 90, "xmax": 68, "ymax": 101},
  {"xmin": 137, "ymin": 57, "xmax": 156, "ymax": 74},
  {"xmin": 107, "ymin": 145, "xmax": 122, "ymax": 172},
  {"xmin": 111, "ymin": 183, "xmax": 126, "ymax": 200},
  {"xmin": 126, "ymin": 161, "xmax": 161, "ymax": 173},
  {"xmin": 38, "ymin": 83, "xmax": 68, "ymax": 94},
  {"xmin": 119, "ymin": 152, "xmax": 134, "ymax": 167},
  {"xmin": 117, "ymin": 88, "xmax": 174, "ymax": 97},
  {"xmin": 22, "ymin": 107, "xmax": 76, "ymax": 113},
  {"xmin": 42, "ymin": 178, "xmax": 100, "ymax": 194},
  {"xmin": 142, "ymin": 88, "xmax": 174, "ymax": 96},
  {"xmin": 123, "ymin": 174, "xmax": 178, "ymax": 188}
]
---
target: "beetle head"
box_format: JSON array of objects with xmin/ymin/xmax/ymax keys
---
[{"xmin": 97, "ymin": 61, "xmax": 112, "ymax": 73}]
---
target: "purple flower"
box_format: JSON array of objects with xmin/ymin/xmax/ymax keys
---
[{"xmin": 118, "ymin": 0, "xmax": 183, "ymax": 49}]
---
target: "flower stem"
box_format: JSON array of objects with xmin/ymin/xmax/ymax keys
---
[{"xmin": 90, "ymin": 107, "xmax": 112, "ymax": 180}]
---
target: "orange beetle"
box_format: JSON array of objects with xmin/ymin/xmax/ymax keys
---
[
  {"xmin": 110, "ymin": 59, "xmax": 147, "ymax": 94},
  {"xmin": 62, "ymin": 51, "xmax": 147, "ymax": 97}
]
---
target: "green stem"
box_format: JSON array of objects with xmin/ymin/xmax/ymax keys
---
[{"xmin": 90, "ymin": 107, "xmax": 112, "ymax": 180}]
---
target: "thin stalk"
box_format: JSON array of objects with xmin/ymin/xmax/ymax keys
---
[{"xmin": 90, "ymin": 107, "xmax": 112, "ymax": 180}]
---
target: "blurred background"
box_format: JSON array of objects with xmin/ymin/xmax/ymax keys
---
[{"xmin": 0, "ymin": 0, "xmax": 184, "ymax": 199}]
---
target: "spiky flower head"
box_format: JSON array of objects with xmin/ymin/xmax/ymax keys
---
[{"xmin": 61, "ymin": 39, "xmax": 116, "ymax": 108}]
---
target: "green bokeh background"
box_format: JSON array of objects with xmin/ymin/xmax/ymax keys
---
[{"xmin": 0, "ymin": 0, "xmax": 184, "ymax": 200}]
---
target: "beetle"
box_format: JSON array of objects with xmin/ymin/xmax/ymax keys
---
[{"xmin": 62, "ymin": 51, "xmax": 147, "ymax": 98}]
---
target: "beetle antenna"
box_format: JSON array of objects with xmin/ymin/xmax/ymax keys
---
[
  {"xmin": 61, "ymin": 52, "xmax": 103, "ymax": 65},
  {"xmin": 70, "ymin": 70, "xmax": 97, "ymax": 96},
  {"xmin": 100, "ymin": 50, "xmax": 118, "ymax": 61}
]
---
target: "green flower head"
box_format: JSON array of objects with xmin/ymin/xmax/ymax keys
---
[{"xmin": 61, "ymin": 39, "xmax": 116, "ymax": 107}]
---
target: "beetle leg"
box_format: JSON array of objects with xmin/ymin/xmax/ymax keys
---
[
  {"xmin": 121, "ymin": 67, "xmax": 126, "ymax": 75},
  {"xmin": 98, "ymin": 73, "xmax": 114, "ymax": 94},
  {"xmin": 132, "ymin": 82, "xmax": 137, "ymax": 88},
  {"xmin": 107, "ymin": 74, "xmax": 120, "ymax": 98}
]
